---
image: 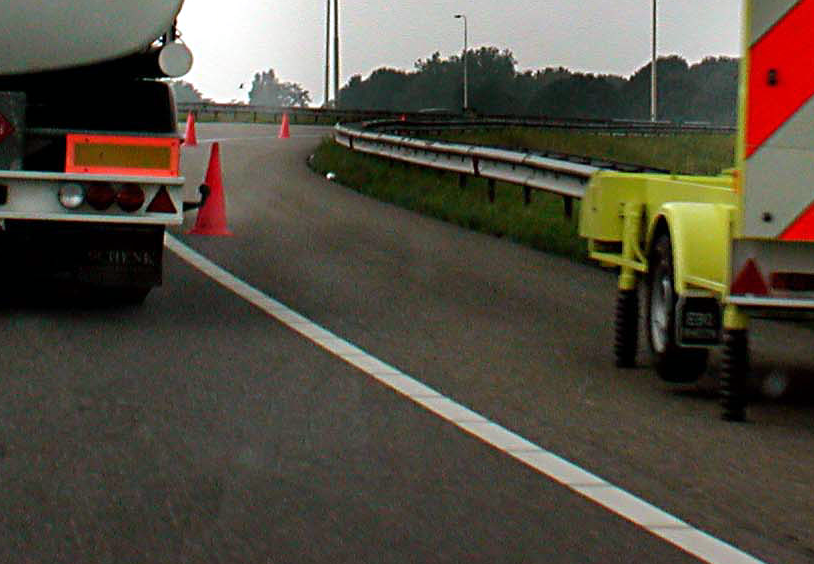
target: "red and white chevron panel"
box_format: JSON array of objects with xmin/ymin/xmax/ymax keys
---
[{"xmin": 742, "ymin": 0, "xmax": 814, "ymax": 240}]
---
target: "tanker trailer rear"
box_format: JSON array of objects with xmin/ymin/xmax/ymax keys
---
[{"xmin": 0, "ymin": 0, "xmax": 196, "ymax": 302}]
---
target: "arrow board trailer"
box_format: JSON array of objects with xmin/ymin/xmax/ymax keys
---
[
  {"xmin": 0, "ymin": 0, "xmax": 196, "ymax": 303},
  {"xmin": 578, "ymin": 0, "xmax": 814, "ymax": 421}
]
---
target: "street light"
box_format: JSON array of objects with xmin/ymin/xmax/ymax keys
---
[
  {"xmin": 454, "ymin": 14, "xmax": 468, "ymax": 113},
  {"xmin": 651, "ymin": 0, "xmax": 657, "ymax": 122}
]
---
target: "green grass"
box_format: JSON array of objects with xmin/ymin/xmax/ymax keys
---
[
  {"xmin": 312, "ymin": 139, "xmax": 587, "ymax": 260},
  {"xmin": 311, "ymin": 130, "xmax": 736, "ymax": 261},
  {"xmin": 438, "ymin": 128, "xmax": 735, "ymax": 175}
]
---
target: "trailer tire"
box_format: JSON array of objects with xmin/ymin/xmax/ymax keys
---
[
  {"xmin": 646, "ymin": 234, "xmax": 708, "ymax": 383},
  {"xmin": 614, "ymin": 288, "xmax": 639, "ymax": 367},
  {"xmin": 720, "ymin": 329, "xmax": 749, "ymax": 421}
]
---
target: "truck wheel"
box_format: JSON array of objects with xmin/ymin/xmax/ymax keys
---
[
  {"xmin": 614, "ymin": 288, "xmax": 639, "ymax": 367},
  {"xmin": 721, "ymin": 329, "xmax": 749, "ymax": 421},
  {"xmin": 646, "ymin": 234, "xmax": 708, "ymax": 383}
]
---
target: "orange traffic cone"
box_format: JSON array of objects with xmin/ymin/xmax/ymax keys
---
[
  {"xmin": 189, "ymin": 143, "xmax": 232, "ymax": 236},
  {"xmin": 278, "ymin": 113, "xmax": 290, "ymax": 139},
  {"xmin": 183, "ymin": 112, "xmax": 198, "ymax": 146}
]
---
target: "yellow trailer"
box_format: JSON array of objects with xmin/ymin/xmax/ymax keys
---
[{"xmin": 579, "ymin": 0, "xmax": 814, "ymax": 421}]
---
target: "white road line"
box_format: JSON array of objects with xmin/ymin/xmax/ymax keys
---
[{"xmin": 165, "ymin": 233, "xmax": 765, "ymax": 564}]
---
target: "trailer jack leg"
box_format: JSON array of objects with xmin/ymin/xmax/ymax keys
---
[
  {"xmin": 614, "ymin": 203, "xmax": 644, "ymax": 367},
  {"xmin": 721, "ymin": 305, "xmax": 750, "ymax": 422}
]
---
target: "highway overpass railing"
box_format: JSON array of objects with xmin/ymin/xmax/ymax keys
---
[{"xmin": 177, "ymin": 103, "xmax": 735, "ymax": 135}]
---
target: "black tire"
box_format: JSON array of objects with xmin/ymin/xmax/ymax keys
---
[
  {"xmin": 646, "ymin": 234, "xmax": 708, "ymax": 383},
  {"xmin": 614, "ymin": 288, "xmax": 639, "ymax": 367},
  {"xmin": 721, "ymin": 329, "xmax": 749, "ymax": 421}
]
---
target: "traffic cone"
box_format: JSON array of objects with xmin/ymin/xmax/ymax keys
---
[
  {"xmin": 278, "ymin": 113, "xmax": 290, "ymax": 139},
  {"xmin": 189, "ymin": 143, "xmax": 232, "ymax": 236},
  {"xmin": 183, "ymin": 112, "xmax": 198, "ymax": 146}
]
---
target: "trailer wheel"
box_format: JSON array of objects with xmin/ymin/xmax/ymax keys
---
[
  {"xmin": 614, "ymin": 288, "xmax": 639, "ymax": 367},
  {"xmin": 646, "ymin": 234, "xmax": 708, "ymax": 383},
  {"xmin": 721, "ymin": 329, "xmax": 749, "ymax": 421}
]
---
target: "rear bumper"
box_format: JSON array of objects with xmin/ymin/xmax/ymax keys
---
[
  {"xmin": 0, "ymin": 170, "xmax": 184, "ymax": 226},
  {"xmin": 727, "ymin": 295, "xmax": 814, "ymax": 309}
]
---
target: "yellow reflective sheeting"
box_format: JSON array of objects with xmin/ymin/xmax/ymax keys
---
[{"xmin": 73, "ymin": 143, "xmax": 172, "ymax": 171}]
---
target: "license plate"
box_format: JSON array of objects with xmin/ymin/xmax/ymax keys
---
[{"xmin": 677, "ymin": 296, "xmax": 722, "ymax": 347}]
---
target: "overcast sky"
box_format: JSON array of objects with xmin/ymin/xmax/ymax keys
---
[{"xmin": 177, "ymin": 0, "xmax": 742, "ymax": 104}]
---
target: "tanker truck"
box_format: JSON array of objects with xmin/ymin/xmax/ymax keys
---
[{"xmin": 0, "ymin": 0, "xmax": 196, "ymax": 302}]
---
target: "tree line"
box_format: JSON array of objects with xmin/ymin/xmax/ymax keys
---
[
  {"xmin": 339, "ymin": 48, "xmax": 739, "ymax": 125},
  {"xmin": 170, "ymin": 69, "xmax": 311, "ymax": 108},
  {"xmin": 171, "ymin": 47, "xmax": 738, "ymax": 125}
]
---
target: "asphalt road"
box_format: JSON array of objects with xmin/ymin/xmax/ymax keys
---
[{"xmin": 1, "ymin": 123, "xmax": 812, "ymax": 563}]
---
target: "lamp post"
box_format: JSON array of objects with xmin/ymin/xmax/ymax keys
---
[
  {"xmin": 651, "ymin": 0, "xmax": 657, "ymax": 122},
  {"xmin": 334, "ymin": 0, "xmax": 340, "ymax": 108},
  {"xmin": 324, "ymin": 0, "xmax": 331, "ymax": 107},
  {"xmin": 454, "ymin": 14, "xmax": 468, "ymax": 113}
]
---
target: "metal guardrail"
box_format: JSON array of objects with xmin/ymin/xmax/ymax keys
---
[
  {"xmin": 333, "ymin": 122, "xmax": 674, "ymax": 209},
  {"xmin": 176, "ymin": 103, "xmax": 454, "ymax": 125},
  {"xmin": 334, "ymin": 124, "xmax": 597, "ymax": 201},
  {"xmin": 177, "ymin": 102, "xmax": 735, "ymax": 135}
]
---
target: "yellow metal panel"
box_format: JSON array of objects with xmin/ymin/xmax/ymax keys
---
[
  {"xmin": 579, "ymin": 171, "xmax": 735, "ymax": 244},
  {"xmin": 657, "ymin": 203, "xmax": 735, "ymax": 296}
]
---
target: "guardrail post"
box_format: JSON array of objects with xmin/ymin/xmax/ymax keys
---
[
  {"xmin": 523, "ymin": 186, "xmax": 532, "ymax": 206},
  {"xmin": 488, "ymin": 179, "xmax": 496, "ymax": 203}
]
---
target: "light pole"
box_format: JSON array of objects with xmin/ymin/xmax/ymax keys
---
[
  {"xmin": 324, "ymin": 0, "xmax": 331, "ymax": 107},
  {"xmin": 334, "ymin": 0, "xmax": 340, "ymax": 108},
  {"xmin": 651, "ymin": 0, "xmax": 657, "ymax": 122},
  {"xmin": 454, "ymin": 14, "xmax": 468, "ymax": 113}
]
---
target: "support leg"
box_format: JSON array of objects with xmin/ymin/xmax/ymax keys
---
[{"xmin": 721, "ymin": 305, "xmax": 750, "ymax": 422}]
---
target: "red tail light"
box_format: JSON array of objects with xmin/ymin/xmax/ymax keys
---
[
  {"xmin": 770, "ymin": 272, "xmax": 814, "ymax": 292},
  {"xmin": 116, "ymin": 184, "xmax": 145, "ymax": 212},
  {"xmin": 86, "ymin": 183, "xmax": 116, "ymax": 210}
]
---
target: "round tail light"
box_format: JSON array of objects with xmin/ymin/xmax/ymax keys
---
[
  {"xmin": 86, "ymin": 183, "xmax": 116, "ymax": 210},
  {"xmin": 58, "ymin": 183, "xmax": 85, "ymax": 209},
  {"xmin": 116, "ymin": 185, "xmax": 145, "ymax": 212}
]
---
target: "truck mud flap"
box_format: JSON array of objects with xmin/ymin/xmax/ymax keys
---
[{"xmin": 0, "ymin": 220, "xmax": 164, "ymax": 288}]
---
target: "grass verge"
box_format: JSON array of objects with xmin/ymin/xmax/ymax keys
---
[
  {"xmin": 311, "ymin": 130, "xmax": 736, "ymax": 261},
  {"xmin": 311, "ymin": 139, "xmax": 587, "ymax": 261},
  {"xmin": 438, "ymin": 128, "xmax": 735, "ymax": 175}
]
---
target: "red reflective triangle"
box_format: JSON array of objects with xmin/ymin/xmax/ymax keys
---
[
  {"xmin": 0, "ymin": 112, "xmax": 15, "ymax": 144},
  {"xmin": 146, "ymin": 186, "xmax": 177, "ymax": 214},
  {"xmin": 731, "ymin": 259, "xmax": 769, "ymax": 296}
]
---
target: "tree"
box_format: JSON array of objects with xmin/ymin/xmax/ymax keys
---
[
  {"xmin": 336, "ymin": 49, "xmax": 739, "ymax": 124},
  {"xmin": 169, "ymin": 80, "xmax": 206, "ymax": 104},
  {"xmin": 248, "ymin": 69, "xmax": 311, "ymax": 107}
]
